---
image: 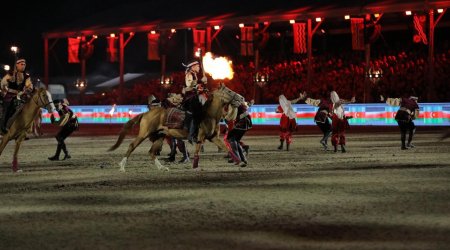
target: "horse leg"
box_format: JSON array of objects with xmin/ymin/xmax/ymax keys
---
[
  {"xmin": 119, "ymin": 136, "xmax": 146, "ymax": 172},
  {"xmin": 148, "ymin": 138, "xmax": 168, "ymax": 171},
  {"xmin": 210, "ymin": 136, "xmax": 228, "ymax": 153},
  {"xmin": 12, "ymin": 136, "xmax": 26, "ymax": 173},
  {"xmin": 193, "ymin": 142, "xmax": 202, "ymax": 169},
  {"xmin": 0, "ymin": 133, "xmax": 11, "ymax": 157}
]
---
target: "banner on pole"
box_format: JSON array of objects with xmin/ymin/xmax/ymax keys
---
[{"xmin": 293, "ymin": 23, "xmax": 307, "ymax": 54}]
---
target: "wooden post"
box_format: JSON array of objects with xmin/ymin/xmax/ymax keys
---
[
  {"xmin": 307, "ymin": 19, "xmax": 313, "ymax": 88},
  {"xmin": 427, "ymin": 9, "xmax": 435, "ymax": 100},
  {"xmin": 119, "ymin": 33, "xmax": 125, "ymax": 104},
  {"xmin": 364, "ymin": 44, "xmax": 371, "ymax": 103}
]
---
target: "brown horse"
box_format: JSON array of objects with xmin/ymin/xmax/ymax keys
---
[
  {"xmin": 108, "ymin": 84, "xmax": 244, "ymax": 171},
  {"xmin": 0, "ymin": 88, "xmax": 55, "ymax": 172}
]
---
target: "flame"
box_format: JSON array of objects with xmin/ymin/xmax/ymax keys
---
[{"xmin": 202, "ymin": 52, "xmax": 234, "ymax": 80}]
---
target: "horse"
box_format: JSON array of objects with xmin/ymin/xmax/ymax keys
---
[
  {"xmin": 0, "ymin": 88, "xmax": 56, "ymax": 172},
  {"xmin": 108, "ymin": 83, "xmax": 244, "ymax": 171}
]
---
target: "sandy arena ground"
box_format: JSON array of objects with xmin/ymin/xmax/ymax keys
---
[{"xmin": 0, "ymin": 131, "xmax": 449, "ymax": 250}]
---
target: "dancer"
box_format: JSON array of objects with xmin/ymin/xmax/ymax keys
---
[
  {"xmin": 276, "ymin": 94, "xmax": 303, "ymax": 151},
  {"xmin": 330, "ymin": 91, "xmax": 355, "ymax": 153},
  {"xmin": 302, "ymin": 92, "xmax": 332, "ymax": 150},
  {"xmin": 226, "ymin": 100, "xmax": 252, "ymax": 167},
  {"xmin": 48, "ymin": 99, "xmax": 79, "ymax": 160},
  {"xmin": 382, "ymin": 95, "xmax": 419, "ymax": 150}
]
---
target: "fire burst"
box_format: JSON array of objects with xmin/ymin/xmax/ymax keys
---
[{"xmin": 202, "ymin": 52, "xmax": 234, "ymax": 80}]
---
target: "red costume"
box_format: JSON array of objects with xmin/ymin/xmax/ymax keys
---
[{"xmin": 276, "ymin": 105, "xmax": 297, "ymax": 145}]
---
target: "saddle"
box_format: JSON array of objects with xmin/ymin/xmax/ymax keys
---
[{"xmin": 164, "ymin": 108, "xmax": 186, "ymax": 129}]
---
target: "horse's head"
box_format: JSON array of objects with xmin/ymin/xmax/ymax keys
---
[
  {"xmin": 216, "ymin": 83, "xmax": 245, "ymax": 108},
  {"xmin": 33, "ymin": 87, "xmax": 56, "ymax": 113}
]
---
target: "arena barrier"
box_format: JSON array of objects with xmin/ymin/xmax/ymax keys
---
[{"xmin": 41, "ymin": 103, "xmax": 450, "ymax": 126}]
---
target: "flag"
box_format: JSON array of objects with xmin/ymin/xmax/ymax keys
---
[
  {"xmin": 106, "ymin": 36, "xmax": 118, "ymax": 62},
  {"xmin": 292, "ymin": 23, "xmax": 307, "ymax": 54},
  {"xmin": 351, "ymin": 18, "xmax": 365, "ymax": 50},
  {"xmin": 68, "ymin": 38, "xmax": 80, "ymax": 63},
  {"xmin": 147, "ymin": 33, "xmax": 160, "ymax": 60},
  {"xmin": 240, "ymin": 27, "xmax": 254, "ymax": 56},
  {"xmin": 193, "ymin": 29, "xmax": 206, "ymax": 55},
  {"xmin": 413, "ymin": 14, "xmax": 428, "ymax": 44}
]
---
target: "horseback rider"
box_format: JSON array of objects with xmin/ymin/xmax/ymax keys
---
[
  {"xmin": 181, "ymin": 60, "xmax": 208, "ymax": 143},
  {"xmin": 48, "ymin": 99, "xmax": 79, "ymax": 161},
  {"xmin": 1, "ymin": 59, "xmax": 33, "ymax": 134}
]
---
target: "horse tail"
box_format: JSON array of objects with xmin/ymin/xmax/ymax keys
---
[{"xmin": 108, "ymin": 113, "xmax": 144, "ymax": 151}]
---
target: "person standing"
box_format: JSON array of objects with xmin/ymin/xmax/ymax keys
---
[
  {"xmin": 383, "ymin": 95, "xmax": 419, "ymax": 150},
  {"xmin": 330, "ymin": 91, "xmax": 355, "ymax": 153},
  {"xmin": 302, "ymin": 92, "xmax": 333, "ymax": 150},
  {"xmin": 226, "ymin": 100, "xmax": 252, "ymax": 167},
  {"xmin": 0, "ymin": 59, "xmax": 33, "ymax": 134},
  {"xmin": 48, "ymin": 99, "xmax": 79, "ymax": 161},
  {"xmin": 276, "ymin": 94, "xmax": 303, "ymax": 151}
]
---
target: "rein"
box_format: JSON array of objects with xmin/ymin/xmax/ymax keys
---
[{"xmin": 32, "ymin": 90, "xmax": 52, "ymax": 110}]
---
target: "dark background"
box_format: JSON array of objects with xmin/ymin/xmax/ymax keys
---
[{"xmin": 1, "ymin": 1, "xmax": 449, "ymax": 84}]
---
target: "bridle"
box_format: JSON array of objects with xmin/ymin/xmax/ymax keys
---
[
  {"xmin": 217, "ymin": 86, "xmax": 242, "ymax": 108},
  {"xmin": 32, "ymin": 89, "xmax": 53, "ymax": 111}
]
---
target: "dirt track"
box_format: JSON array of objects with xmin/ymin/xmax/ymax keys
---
[{"xmin": 1, "ymin": 131, "xmax": 449, "ymax": 250}]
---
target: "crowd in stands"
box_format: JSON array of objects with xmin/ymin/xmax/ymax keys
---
[{"xmin": 80, "ymin": 49, "xmax": 450, "ymax": 105}]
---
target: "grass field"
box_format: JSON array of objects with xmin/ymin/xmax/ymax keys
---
[{"xmin": 1, "ymin": 131, "xmax": 449, "ymax": 250}]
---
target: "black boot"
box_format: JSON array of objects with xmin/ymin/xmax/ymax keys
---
[
  {"xmin": 177, "ymin": 140, "xmax": 190, "ymax": 163},
  {"xmin": 320, "ymin": 131, "xmax": 332, "ymax": 150},
  {"xmin": 407, "ymin": 128, "xmax": 416, "ymax": 148},
  {"xmin": 277, "ymin": 140, "xmax": 284, "ymax": 150},
  {"xmin": 228, "ymin": 139, "xmax": 241, "ymax": 165},
  {"xmin": 401, "ymin": 131, "xmax": 407, "ymax": 150},
  {"xmin": 61, "ymin": 143, "xmax": 71, "ymax": 160},
  {"xmin": 334, "ymin": 145, "xmax": 338, "ymax": 153},
  {"xmin": 49, "ymin": 144, "xmax": 62, "ymax": 161},
  {"xmin": 165, "ymin": 139, "xmax": 177, "ymax": 162},
  {"xmin": 286, "ymin": 143, "xmax": 290, "ymax": 151},
  {"xmin": 242, "ymin": 145, "xmax": 249, "ymax": 156},
  {"xmin": 341, "ymin": 145, "xmax": 346, "ymax": 153},
  {"xmin": 236, "ymin": 143, "xmax": 247, "ymax": 167},
  {"xmin": 188, "ymin": 119, "xmax": 199, "ymax": 144}
]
